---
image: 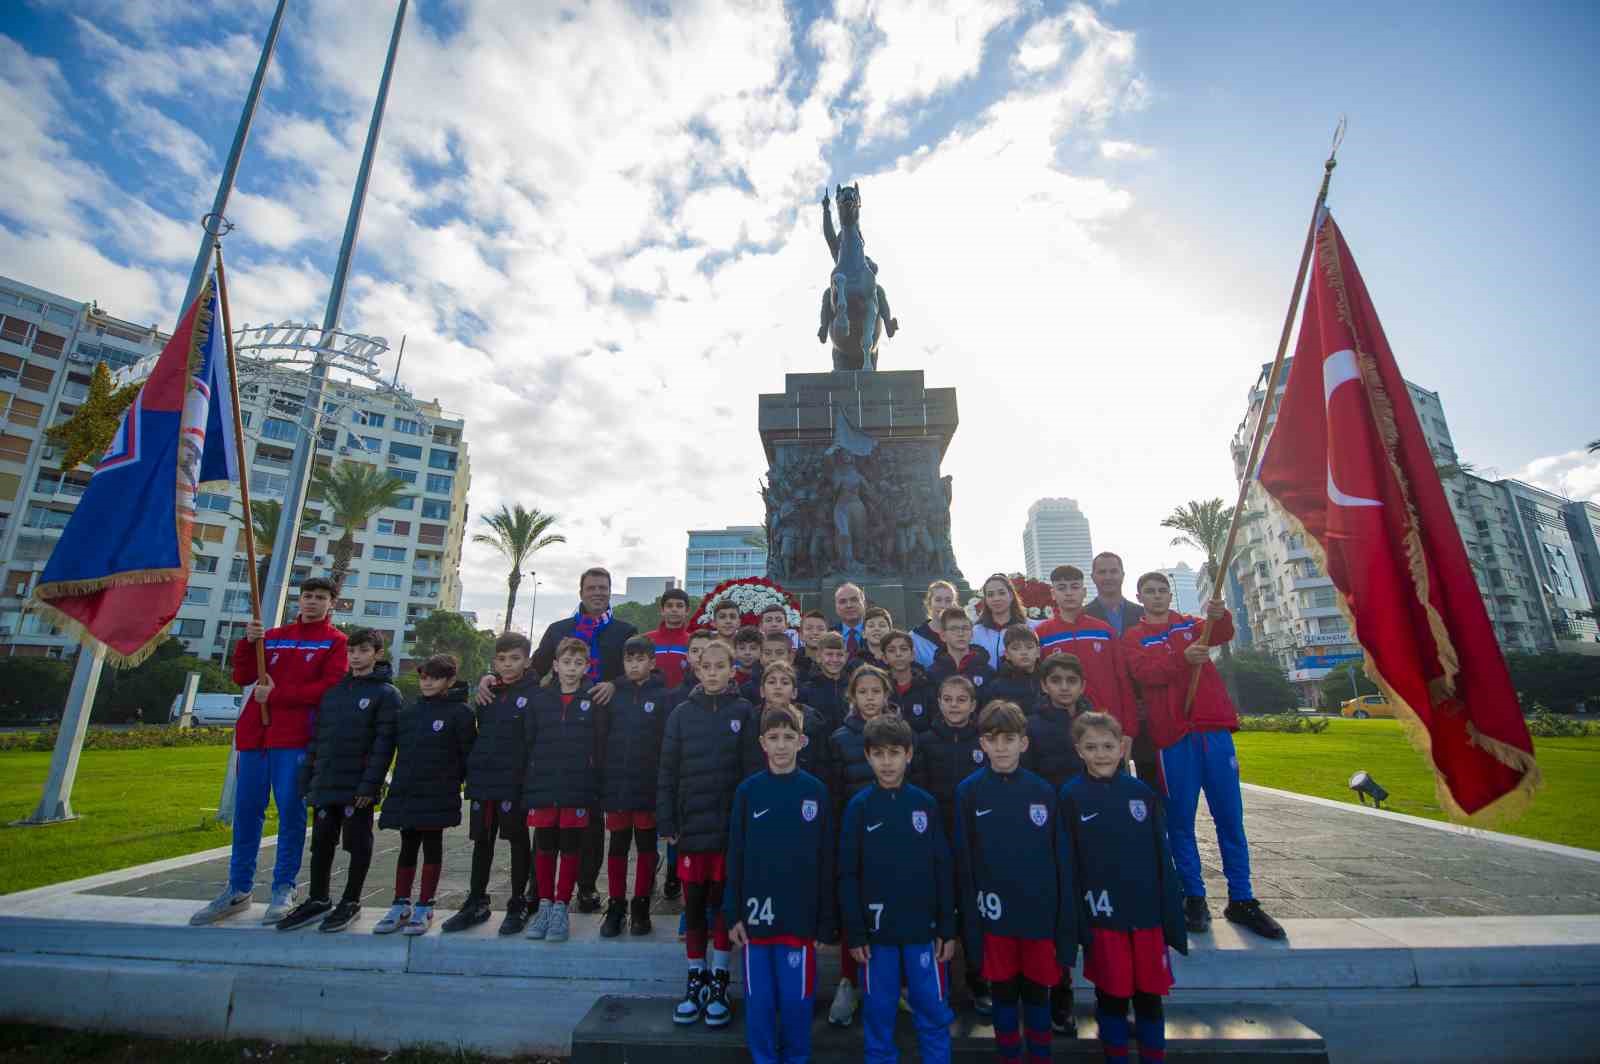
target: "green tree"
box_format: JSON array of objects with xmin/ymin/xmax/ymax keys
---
[
  {"xmin": 91, "ymin": 638, "xmax": 239, "ymax": 723},
  {"xmin": 1217, "ymin": 649, "xmax": 1297, "ymax": 714},
  {"xmin": 412, "ymin": 610, "xmax": 496, "ymax": 681},
  {"xmin": 1162, "ymin": 498, "xmax": 1242, "ymax": 697},
  {"xmin": 0, "ymin": 657, "xmax": 73, "ymax": 723},
  {"xmin": 1505, "ymin": 652, "xmax": 1600, "ymax": 713},
  {"xmin": 309, "ymin": 461, "xmax": 413, "ymax": 596},
  {"xmin": 472, "ymin": 504, "xmax": 565, "ymax": 633},
  {"xmin": 1321, "ymin": 661, "xmax": 1378, "ymax": 707},
  {"xmin": 240, "ymin": 499, "xmax": 315, "ymax": 588}
]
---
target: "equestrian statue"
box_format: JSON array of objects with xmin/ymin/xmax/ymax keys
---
[{"xmin": 818, "ymin": 183, "xmax": 898, "ymax": 371}]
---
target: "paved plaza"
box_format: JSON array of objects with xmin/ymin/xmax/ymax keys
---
[{"xmin": 85, "ymin": 785, "xmax": 1600, "ymax": 921}]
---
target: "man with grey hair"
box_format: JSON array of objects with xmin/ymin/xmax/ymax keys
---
[{"xmin": 833, "ymin": 582, "xmax": 868, "ymax": 655}]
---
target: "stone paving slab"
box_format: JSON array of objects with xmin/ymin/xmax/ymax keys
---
[{"xmin": 82, "ymin": 788, "xmax": 1600, "ymax": 923}]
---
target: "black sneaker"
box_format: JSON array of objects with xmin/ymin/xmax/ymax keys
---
[
  {"xmin": 441, "ymin": 895, "xmax": 492, "ymax": 933},
  {"xmin": 575, "ymin": 887, "xmax": 603, "ymax": 914},
  {"xmin": 498, "ymin": 896, "xmax": 529, "ymax": 937},
  {"xmin": 703, "ymin": 968, "xmax": 733, "ymax": 1027},
  {"xmin": 318, "ymin": 900, "xmax": 361, "ymax": 933},
  {"xmin": 601, "ymin": 898, "xmax": 626, "ymax": 938},
  {"xmin": 276, "ymin": 897, "xmax": 333, "ymax": 932},
  {"xmin": 1184, "ymin": 895, "xmax": 1212, "ymax": 933},
  {"xmin": 663, "ymin": 870, "xmax": 682, "ymax": 900},
  {"xmin": 629, "ymin": 896, "xmax": 653, "ymax": 936},
  {"xmin": 1225, "ymin": 898, "xmax": 1286, "ymax": 940},
  {"xmin": 1050, "ymin": 985, "xmax": 1076, "ymax": 1035},
  {"xmin": 673, "ymin": 969, "xmax": 707, "ymax": 1025}
]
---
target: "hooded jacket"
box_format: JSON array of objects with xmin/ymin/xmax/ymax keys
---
[
  {"xmin": 656, "ymin": 685, "xmax": 759, "ymax": 852},
  {"xmin": 601, "ymin": 672, "xmax": 673, "ymax": 812},
  {"xmin": 465, "ymin": 671, "xmax": 539, "ymax": 802},
  {"xmin": 379, "ymin": 680, "xmax": 475, "ymax": 830},
  {"xmin": 522, "ymin": 681, "xmax": 608, "ymax": 810},
  {"xmin": 304, "ymin": 661, "xmax": 401, "ymax": 807}
]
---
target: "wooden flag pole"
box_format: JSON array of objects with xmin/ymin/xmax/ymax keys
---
[
  {"xmin": 1184, "ymin": 120, "xmax": 1345, "ymax": 714},
  {"xmin": 208, "ymin": 225, "xmax": 270, "ymax": 727}
]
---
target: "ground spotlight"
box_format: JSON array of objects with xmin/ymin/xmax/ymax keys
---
[{"xmin": 1348, "ymin": 770, "xmax": 1388, "ymax": 808}]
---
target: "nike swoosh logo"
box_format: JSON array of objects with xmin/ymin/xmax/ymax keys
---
[
  {"xmin": 1080, "ymin": 813, "xmax": 1099, "ymax": 822},
  {"xmin": 753, "ymin": 809, "xmax": 769, "ymax": 818},
  {"xmin": 866, "ymin": 822, "xmax": 883, "ymax": 832},
  {"xmin": 975, "ymin": 809, "xmax": 992, "ymax": 817}
]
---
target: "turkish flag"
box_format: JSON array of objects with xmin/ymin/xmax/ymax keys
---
[{"xmin": 1258, "ymin": 210, "xmax": 1538, "ymax": 818}]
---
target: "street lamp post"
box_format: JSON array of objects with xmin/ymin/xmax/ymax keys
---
[{"xmin": 528, "ymin": 574, "xmax": 541, "ymax": 636}]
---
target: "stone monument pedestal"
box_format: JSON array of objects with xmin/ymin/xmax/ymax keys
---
[{"xmin": 758, "ymin": 370, "xmax": 967, "ymax": 625}]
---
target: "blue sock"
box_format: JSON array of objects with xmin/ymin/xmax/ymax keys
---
[
  {"xmin": 1022, "ymin": 1001, "xmax": 1052, "ymax": 1061},
  {"xmin": 993, "ymin": 999, "xmax": 1022, "ymax": 1061},
  {"xmin": 1098, "ymin": 1004, "xmax": 1130, "ymax": 1061},
  {"xmin": 1134, "ymin": 999, "xmax": 1165, "ymax": 1063}
]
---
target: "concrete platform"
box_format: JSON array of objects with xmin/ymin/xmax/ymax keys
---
[{"xmin": 571, "ymin": 995, "xmax": 1328, "ymax": 1063}]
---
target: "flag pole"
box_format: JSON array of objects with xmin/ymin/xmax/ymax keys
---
[
  {"xmin": 1184, "ymin": 120, "xmax": 1346, "ymax": 713},
  {"xmin": 208, "ymin": 219, "xmax": 269, "ymax": 728}
]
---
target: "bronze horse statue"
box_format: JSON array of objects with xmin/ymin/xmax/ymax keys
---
[{"xmin": 818, "ymin": 183, "xmax": 897, "ymax": 371}]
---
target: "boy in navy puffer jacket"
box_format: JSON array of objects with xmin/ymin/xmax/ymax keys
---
[{"xmin": 599, "ymin": 636, "xmax": 672, "ymax": 937}]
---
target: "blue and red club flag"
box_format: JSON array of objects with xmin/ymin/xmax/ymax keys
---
[
  {"xmin": 1257, "ymin": 209, "xmax": 1539, "ymax": 819},
  {"xmin": 32, "ymin": 275, "xmax": 239, "ymax": 665}
]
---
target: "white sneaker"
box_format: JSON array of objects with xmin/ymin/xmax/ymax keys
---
[
  {"xmin": 829, "ymin": 978, "xmax": 859, "ymax": 1027},
  {"xmin": 189, "ymin": 886, "xmax": 251, "ymax": 926},
  {"xmin": 374, "ymin": 901, "xmax": 412, "ymax": 934},
  {"xmin": 262, "ymin": 883, "xmax": 298, "ymax": 924},
  {"xmin": 525, "ymin": 899, "xmax": 553, "ymax": 940},
  {"xmin": 546, "ymin": 901, "xmax": 570, "ymax": 943},
  {"xmin": 402, "ymin": 904, "xmax": 434, "ymax": 935}
]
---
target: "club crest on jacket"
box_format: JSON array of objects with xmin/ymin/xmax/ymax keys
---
[
  {"xmin": 788, "ymin": 951, "xmax": 803, "ymax": 968},
  {"xmin": 1029, "ymin": 802, "xmax": 1048, "ymax": 827},
  {"xmin": 432, "ymin": 719, "xmax": 444, "ymax": 731},
  {"xmin": 801, "ymin": 799, "xmax": 818, "ymax": 822},
  {"xmin": 516, "ymin": 696, "xmax": 528, "ymax": 708},
  {"xmin": 972, "ymin": 749, "xmax": 985, "ymax": 764},
  {"xmin": 359, "ymin": 697, "xmax": 370, "ymax": 710},
  {"xmin": 910, "ymin": 702, "xmax": 924, "ymax": 717},
  {"xmin": 580, "ymin": 700, "xmax": 591, "ymax": 713},
  {"xmin": 644, "ymin": 701, "xmax": 655, "ymax": 714},
  {"xmin": 730, "ymin": 719, "xmax": 741, "ymax": 733},
  {"xmin": 912, "ymin": 810, "xmax": 928, "ymax": 834},
  {"xmin": 1129, "ymin": 798, "xmax": 1148, "ymax": 823}
]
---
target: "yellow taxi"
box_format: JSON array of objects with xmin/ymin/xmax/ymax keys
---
[{"xmin": 1340, "ymin": 694, "xmax": 1397, "ymax": 719}]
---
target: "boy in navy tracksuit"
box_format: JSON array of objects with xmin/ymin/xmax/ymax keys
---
[
  {"xmin": 757, "ymin": 660, "xmax": 833, "ymax": 784},
  {"xmin": 912, "ymin": 674, "xmax": 989, "ymax": 1011},
  {"xmin": 443, "ymin": 632, "xmax": 537, "ymax": 933},
  {"xmin": 955, "ymin": 700, "xmax": 1077, "ymax": 1064},
  {"xmin": 795, "ymin": 610, "xmax": 830, "ymax": 684},
  {"xmin": 840, "ymin": 715, "xmax": 956, "ymax": 1064},
  {"xmin": 988, "ymin": 626, "xmax": 1042, "ymax": 717},
  {"xmin": 599, "ymin": 635, "xmax": 671, "ymax": 937},
  {"xmin": 928, "ymin": 608, "xmax": 996, "ymax": 700},
  {"xmin": 726, "ymin": 705, "xmax": 836, "ymax": 1063},
  {"xmin": 800, "ymin": 631, "xmax": 851, "ymax": 729},
  {"xmin": 1060, "ymin": 712, "xmax": 1188, "ymax": 1064},
  {"xmin": 522, "ymin": 637, "xmax": 607, "ymax": 942},
  {"xmin": 883, "ymin": 628, "xmax": 939, "ymax": 733}
]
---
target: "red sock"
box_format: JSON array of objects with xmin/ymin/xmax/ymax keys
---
[
  {"xmin": 607, "ymin": 855, "xmax": 627, "ymax": 899},
  {"xmin": 556, "ymin": 850, "xmax": 580, "ymax": 904},
  {"xmin": 394, "ymin": 863, "xmax": 416, "ymax": 900},
  {"xmin": 686, "ymin": 929, "xmax": 708, "ymax": 960},
  {"xmin": 634, "ymin": 850, "xmax": 657, "ymax": 899},
  {"xmin": 418, "ymin": 864, "xmax": 441, "ymax": 905},
  {"xmin": 535, "ymin": 851, "xmax": 557, "ymax": 901},
  {"xmin": 711, "ymin": 910, "xmax": 731, "ymax": 952}
]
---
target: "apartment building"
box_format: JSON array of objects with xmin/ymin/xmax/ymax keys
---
[
  {"xmin": 685, "ymin": 527, "xmax": 767, "ymax": 597},
  {"xmin": 1022, "ymin": 497, "xmax": 1093, "ymax": 582}
]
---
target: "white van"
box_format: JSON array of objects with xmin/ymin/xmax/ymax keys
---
[{"xmin": 169, "ymin": 692, "xmax": 246, "ymax": 726}]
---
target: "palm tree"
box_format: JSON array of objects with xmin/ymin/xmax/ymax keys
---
[
  {"xmin": 244, "ymin": 499, "xmax": 315, "ymax": 588},
  {"xmin": 1161, "ymin": 498, "xmax": 1240, "ymax": 687},
  {"xmin": 473, "ymin": 504, "xmax": 566, "ymax": 631},
  {"xmin": 310, "ymin": 462, "xmax": 414, "ymax": 596},
  {"xmin": 1589, "ymin": 439, "xmax": 1599, "ymax": 454}
]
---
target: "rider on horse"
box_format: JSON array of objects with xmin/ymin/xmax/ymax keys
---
[{"xmin": 819, "ymin": 184, "xmax": 898, "ymax": 370}]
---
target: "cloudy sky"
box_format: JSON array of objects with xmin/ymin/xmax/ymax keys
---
[{"xmin": 3, "ymin": 0, "xmax": 1596, "ymax": 630}]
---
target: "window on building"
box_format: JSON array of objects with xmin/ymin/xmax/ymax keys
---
[
  {"xmin": 296, "ymin": 534, "xmax": 317, "ymax": 557},
  {"xmin": 394, "ymin": 418, "xmax": 421, "ymax": 435},
  {"xmin": 390, "ymin": 468, "xmax": 418, "ymax": 484},
  {"xmin": 195, "ymin": 491, "xmax": 232, "ymax": 512},
  {"xmin": 19, "ymin": 362, "xmax": 54, "ymax": 392},
  {"xmin": 354, "ymin": 410, "xmax": 385, "ymax": 428},
  {"xmin": 392, "ymin": 496, "xmax": 415, "ymax": 510},
  {"xmin": 372, "ymin": 545, "xmax": 406, "ymax": 562},
  {"xmin": 376, "ymin": 518, "xmax": 410, "ymax": 536},
  {"xmin": 369, "ymin": 572, "xmax": 403, "ymax": 590},
  {"xmin": 420, "ymin": 498, "xmax": 450, "ymax": 519},
  {"xmin": 425, "ymin": 473, "xmax": 452, "ymax": 495},
  {"xmin": 418, "ymin": 523, "xmax": 447, "ymax": 546},
  {"xmin": 171, "ymin": 618, "xmax": 205, "ymax": 638},
  {"xmin": 358, "ymin": 435, "xmax": 382, "ymax": 453},
  {"xmin": 0, "ymin": 353, "xmax": 20, "ymax": 381},
  {"xmin": 249, "ymin": 471, "xmax": 289, "ymax": 497},
  {"xmin": 364, "ymin": 600, "xmax": 399, "ymax": 618},
  {"xmin": 7, "ymin": 398, "xmax": 42, "ymax": 428},
  {"xmin": 389, "ymin": 442, "xmax": 422, "ymax": 460},
  {"xmin": 183, "ymin": 586, "xmax": 211, "ymax": 605},
  {"xmin": 31, "ymin": 331, "xmax": 66, "ymax": 358},
  {"xmin": 0, "ymin": 434, "xmax": 29, "ymax": 463},
  {"xmin": 228, "ymin": 558, "xmax": 249, "ymax": 583},
  {"xmin": 262, "ymin": 417, "xmax": 296, "ymax": 442},
  {"xmin": 428, "ymin": 449, "xmax": 457, "ymax": 471},
  {"xmin": 192, "ymin": 554, "xmax": 219, "ymax": 574},
  {"xmin": 223, "ymin": 589, "xmax": 253, "ymax": 613}
]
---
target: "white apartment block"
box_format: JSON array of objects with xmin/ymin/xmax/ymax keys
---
[
  {"xmin": 0, "ymin": 275, "xmax": 471, "ymax": 669},
  {"xmin": 1022, "ymin": 498, "xmax": 1093, "ymax": 582},
  {"xmin": 1159, "ymin": 562, "xmax": 1201, "ymax": 615}
]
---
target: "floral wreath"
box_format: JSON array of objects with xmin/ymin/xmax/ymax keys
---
[
  {"xmin": 690, "ymin": 575, "xmax": 803, "ymax": 631},
  {"xmin": 965, "ymin": 573, "xmax": 1055, "ymax": 622}
]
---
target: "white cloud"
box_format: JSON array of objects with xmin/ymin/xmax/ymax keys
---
[
  {"xmin": 1511, "ymin": 450, "xmax": 1600, "ymax": 504},
  {"xmin": 1099, "ymin": 139, "xmax": 1153, "ymax": 160}
]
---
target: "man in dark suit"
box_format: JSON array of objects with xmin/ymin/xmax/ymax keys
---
[
  {"xmin": 832, "ymin": 581, "xmax": 869, "ymax": 653},
  {"xmin": 1085, "ymin": 552, "xmax": 1158, "ymax": 784}
]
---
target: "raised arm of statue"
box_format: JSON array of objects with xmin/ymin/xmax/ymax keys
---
[{"xmin": 822, "ymin": 196, "xmax": 840, "ymax": 261}]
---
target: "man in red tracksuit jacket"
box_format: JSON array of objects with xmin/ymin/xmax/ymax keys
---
[
  {"xmin": 1034, "ymin": 564, "xmax": 1139, "ymax": 739},
  {"xmin": 190, "ymin": 577, "xmax": 349, "ymax": 928},
  {"xmin": 1122, "ymin": 571, "xmax": 1282, "ymax": 941}
]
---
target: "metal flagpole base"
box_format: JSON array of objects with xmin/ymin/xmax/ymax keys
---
[{"xmin": 20, "ymin": 643, "xmax": 105, "ymax": 825}]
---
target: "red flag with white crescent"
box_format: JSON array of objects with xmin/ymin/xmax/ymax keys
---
[{"xmin": 1257, "ymin": 209, "xmax": 1539, "ymax": 819}]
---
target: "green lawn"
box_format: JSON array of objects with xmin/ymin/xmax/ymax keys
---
[
  {"xmin": 0, "ymin": 745, "xmax": 266, "ymax": 895},
  {"xmin": 1234, "ymin": 717, "xmax": 1600, "ymax": 852}
]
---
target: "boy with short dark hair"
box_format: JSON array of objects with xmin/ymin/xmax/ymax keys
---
[
  {"xmin": 883, "ymin": 628, "xmax": 938, "ymax": 732},
  {"xmin": 733, "ymin": 626, "xmax": 765, "ymax": 695},
  {"xmin": 955, "ymin": 701, "xmax": 1077, "ymax": 1063},
  {"xmin": 758, "ymin": 602, "xmax": 797, "ymax": 649},
  {"xmin": 840, "ymin": 715, "xmax": 956, "ymax": 1064},
  {"xmin": 599, "ymin": 634, "xmax": 672, "ymax": 937},
  {"xmin": 659, "ymin": 639, "xmax": 758, "ymax": 1027},
  {"xmin": 443, "ymin": 632, "xmax": 537, "ymax": 933},
  {"xmin": 796, "ymin": 609, "xmax": 830, "ymax": 684},
  {"xmin": 1124, "ymin": 573, "xmax": 1283, "ymax": 941},
  {"xmin": 928, "ymin": 607, "xmax": 995, "ymax": 696},
  {"xmin": 726, "ymin": 705, "xmax": 836, "ymax": 1061},
  {"xmin": 853, "ymin": 605, "xmax": 894, "ymax": 671},
  {"xmin": 989, "ymin": 625, "xmax": 1042, "ymax": 717},
  {"xmin": 712, "ymin": 602, "xmax": 743, "ymax": 643},
  {"xmin": 520, "ymin": 636, "xmax": 608, "ymax": 942},
  {"xmin": 277, "ymin": 628, "xmax": 400, "ymax": 933},
  {"xmin": 1035, "ymin": 565, "xmax": 1138, "ymax": 739},
  {"xmin": 651, "ymin": 588, "xmax": 693, "ymax": 689},
  {"xmin": 800, "ymin": 630, "xmax": 851, "ymax": 729}
]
